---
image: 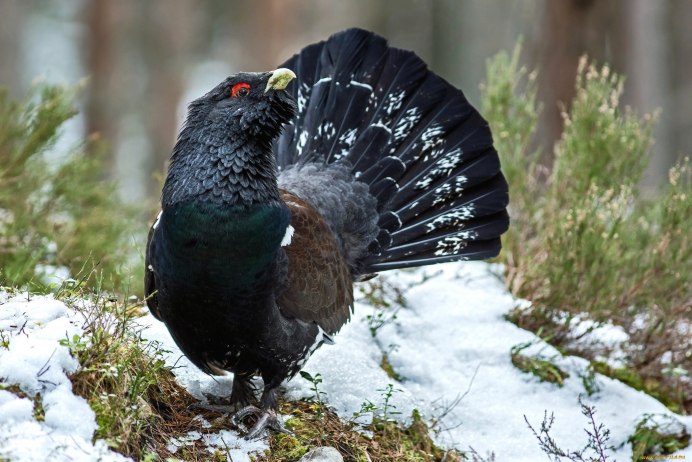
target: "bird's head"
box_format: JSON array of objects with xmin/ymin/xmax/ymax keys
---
[
  {"xmin": 163, "ymin": 68, "xmax": 298, "ymax": 207},
  {"xmin": 186, "ymin": 68, "xmax": 298, "ymax": 144}
]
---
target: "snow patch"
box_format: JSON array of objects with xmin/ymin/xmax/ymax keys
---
[
  {"xmin": 0, "ymin": 292, "xmax": 130, "ymax": 461},
  {"xmin": 2, "ymin": 264, "xmax": 691, "ymax": 461}
]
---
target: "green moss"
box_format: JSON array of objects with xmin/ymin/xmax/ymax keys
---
[
  {"xmin": 629, "ymin": 414, "xmax": 690, "ymax": 460},
  {"xmin": 380, "ymin": 354, "xmax": 404, "ymax": 382},
  {"xmin": 257, "ymin": 401, "xmax": 461, "ymax": 462},
  {"xmin": 270, "ymin": 433, "xmax": 311, "ymax": 460},
  {"xmin": 32, "ymin": 393, "xmax": 45, "ymax": 422},
  {"xmin": 579, "ymin": 365, "xmax": 600, "ymax": 396},
  {"xmin": 510, "ymin": 343, "xmax": 569, "ymax": 386},
  {"xmin": 592, "ymin": 362, "xmax": 683, "ymax": 414}
]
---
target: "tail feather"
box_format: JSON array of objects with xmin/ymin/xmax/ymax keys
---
[
  {"xmin": 393, "ymin": 151, "xmax": 502, "ymax": 219},
  {"xmin": 275, "ymin": 28, "xmax": 509, "ymax": 273},
  {"xmin": 380, "ymin": 215, "xmax": 508, "ymax": 263},
  {"xmin": 387, "ymin": 175, "xmax": 509, "ymax": 247},
  {"xmin": 350, "ymin": 125, "xmax": 394, "ymax": 173},
  {"xmin": 359, "ymin": 156, "xmax": 406, "ymax": 190},
  {"xmin": 367, "ymin": 238, "xmax": 503, "ymax": 271},
  {"xmin": 394, "ymin": 111, "xmax": 494, "ymax": 193}
]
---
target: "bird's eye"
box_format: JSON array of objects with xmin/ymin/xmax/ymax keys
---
[{"xmin": 231, "ymin": 83, "xmax": 251, "ymax": 98}]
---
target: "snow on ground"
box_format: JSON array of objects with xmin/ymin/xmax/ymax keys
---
[
  {"xmin": 1, "ymin": 262, "xmax": 690, "ymax": 461},
  {"xmin": 0, "ymin": 291, "xmax": 265, "ymax": 462},
  {"xmin": 284, "ymin": 262, "xmax": 692, "ymax": 460},
  {"xmin": 0, "ymin": 292, "xmax": 129, "ymax": 462}
]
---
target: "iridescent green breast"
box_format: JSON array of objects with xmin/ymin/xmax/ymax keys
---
[{"xmin": 158, "ymin": 200, "xmax": 290, "ymax": 289}]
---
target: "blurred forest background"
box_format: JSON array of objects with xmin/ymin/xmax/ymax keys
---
[
  {"xmin": 1, "ymin": 0, "xmax": 690, "ymax": 208},
  {"xmin": 1, "ymin": 0, "xmax": 691, "ymax": 431}
]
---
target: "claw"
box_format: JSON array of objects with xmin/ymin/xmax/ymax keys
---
[
  {"xmin": 232, "ymin": 405, "xmax": 293, "ymax": 440},
  {"xmin": 232, "ymin": 405, "xmax": 261, "ymax": 422}
]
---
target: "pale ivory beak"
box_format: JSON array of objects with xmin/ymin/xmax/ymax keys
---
[{"xmin": 265, "ymin": 68, "xmax": 297, "ymax": 92}]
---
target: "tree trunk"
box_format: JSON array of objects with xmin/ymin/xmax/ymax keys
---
[
  {"xmin": 668, "ymin": 0, "xmax": 692, "ymax": 181},
  {"xmin": 624, "ymin": 0, "xmax": 671, "ymax": 190},
  {"xmin": 535, "ymin": 0, "xmax": 623, "ymax": 165},
  {"xmin": 84, "ymin": 0, "xmax": 128, "ymax": 179},
  {"xmin": 0, "ymin": 0, "xmax": 24, "ymax": 97}
]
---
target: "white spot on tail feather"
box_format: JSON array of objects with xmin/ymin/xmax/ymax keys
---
[
  {"xmin": 297, "ymin": 82, "xmax": 310, "ymax": 113},
  {"xmin": 339, "ymin": 128, "xmax": 358, "ymax": 147},
  {"xmin": 281, "ymin": 225, "xmax": 295, "ymax": 247},
  {"xmin": 384, "ymin": 90, "xmax": 406, "ymax": 115},
  {"xmin": 415, "ymin": 149, "xmax": 465, "ymax": 191},
  {"xmin": 414, "ymin": 177, "xmax": 434, "ymax": 190},
  {"xmin": 433, "ymin": 230, "xmax": 479, "ymax": 256},
  {"xmin": 430, "ymin": 176, "xmax": 468, "ymax": 206},
  {"xmin": 393, "ymin": 107, "xmax": 421, "ymax": 142},
  {"xmin": 426, "ymin": 205, "xmax": 476, "ymax": 233},
  {"xmin": 334, "ymin": 127, "xmax": 359, "ymax": 160},
  {"xmin": 421, "ymin": 124, "xmax": 445, "ymax": 153},
  {"xmin": 297, "ymin": 130, "xmax": 308, "ymax": 156},
  {"xmin": 371, "ymin": 122, "xmax": 392, "ymax": 134},
  {"xmin": 317, "ymin": 121, "xmax": 336, "ymax": 140},
  {"xmin": 430, "ymin": 177, "xmax": 468, "ymax": 207},
  {"xmin": 349, "ymin": 80, "xmax": 373, "ymax": 91}
]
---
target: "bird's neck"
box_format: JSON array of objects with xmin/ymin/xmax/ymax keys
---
[
  {"xmin": 162, "ymin": 127, "xmax": 282, "ymax": 208},
  {"xmin": 157, "ymin": 124, "xmax": 290, "ymax": 317}
]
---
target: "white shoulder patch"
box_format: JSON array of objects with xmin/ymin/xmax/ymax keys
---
[
  {"xmin": 152, "ymin": 210, "xmax": 162, "ymax": 230},
  {"xmin": 281, "ymin": 224, "xmax": 295, "ymax": 247}
]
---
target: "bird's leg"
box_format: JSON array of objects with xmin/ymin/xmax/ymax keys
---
[
  {"xmin": 230, "ymin": 373, "xmax": 257, "ymax": 408},
  {"xmin": 189, "ymin": 374, "xmax": 256, "ymax": 414},
  {"xmin": 233, "ymin": 384, "xmax": 292, "ymax": 440}
]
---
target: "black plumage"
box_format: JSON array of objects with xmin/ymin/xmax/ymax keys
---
[{"xmin": 145, "ymin": 28, "xmax": 509, "ymax": 438}]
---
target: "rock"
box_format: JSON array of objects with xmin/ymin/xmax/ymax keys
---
[{"xmin": 299, "ymin": 446, "xmax": 344, "ymax": 462}]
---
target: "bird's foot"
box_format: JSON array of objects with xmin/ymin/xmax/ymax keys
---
[{"xmin": 232, "ymin": 405, "xmax": 293, "ymax": 440}]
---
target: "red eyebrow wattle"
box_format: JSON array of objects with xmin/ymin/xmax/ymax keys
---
[{"xmin": 231, "ymin": 82, "xmax": 251, "ymax": 97}]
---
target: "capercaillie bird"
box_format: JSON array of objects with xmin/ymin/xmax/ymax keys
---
[{"xmin": 145, "ymin": 28, "xmax": 509, "ymax": 438}]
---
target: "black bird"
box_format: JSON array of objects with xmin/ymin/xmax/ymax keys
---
[{"xmin": 145, "ymin": 28, "xmax": 509, "ymax": 438}]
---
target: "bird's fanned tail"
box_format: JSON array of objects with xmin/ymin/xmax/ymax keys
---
[{"xmin": 275, "ymin": 28, "xmax": 509, "ymax": 273}]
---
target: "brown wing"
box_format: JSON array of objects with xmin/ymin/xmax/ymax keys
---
[
  {"xmin": 144, "ymin": 213, "xmax": 162, "ymax": 320},
  {"xmin": 277, "ymin": 191, "xmax": 353, "ymax": 334}
]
